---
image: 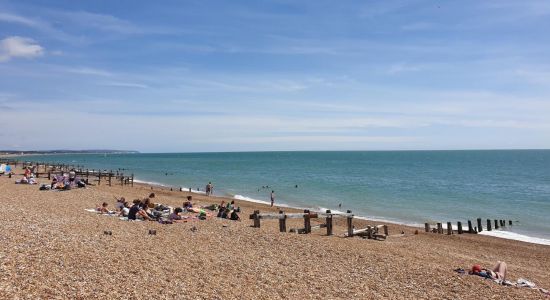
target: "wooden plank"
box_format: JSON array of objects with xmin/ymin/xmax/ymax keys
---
[
  {"xmin": 425, "ymin": 223, "xmax": 430, "ymax": 233},
  {"xmin": 278, "ymin": 210, "xmax": 286, "ymax": 233},
  {"xmin": 346, "ymin": 210, "xmax": 353, "ymax": 237},
  {"xmin": 303, "ymin": 210, "xmax": 311, "ymax": 234},
  {"xmin": 457, "ymin": 222, "xmax": 463, "ymax": 234},
  {"xmin": 477, "ymin": 218, "xmax": 483, "ymax": 232},
  {"xmin": 248, "ymin": 212, "xmax": 319, "ymax": 220},
  {"xmin": 326, "ymin": 210, "xmax": 333, "ymax": 236},
  {"xmin": 253, "ymin": 210, "xmax": 260, "ymax": 228},
  {"xmin": 447, "ymin": 222, "xmax": 452, "ymax": 235},
  {"xmin": 468, "ymin": 220, "xmax": 473, "ymax": 233},
  {"xmin": 487, "ymin": 219, "xmax": 492, "ymax": 231}
]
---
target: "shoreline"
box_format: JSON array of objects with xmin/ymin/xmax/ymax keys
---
[
  {"xmin": 4, "ymin": 152, "xmax": 548, "ymax": 246},
  {"xmin": 133, "ymin": 176, "xmax": 550, "ymax": 246}
]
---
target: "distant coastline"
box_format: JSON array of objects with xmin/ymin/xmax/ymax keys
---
[{"xmin": 0, "ymin": 150, "xmax": 139, "ymax": 157}]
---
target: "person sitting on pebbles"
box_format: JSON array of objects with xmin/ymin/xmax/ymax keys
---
[
  {"xmin": 183, "ymin": 196, "xmax": 193, "ymax": 211},
  {"xmin": 96, "ymin": 202, "xmax": 110, "ymax": 214},
  {"xmin": 169, "ymin": 207, "xmax": 187, "ymax": 223},
  {"xmin": 128, "ymin": 199, "xmax": 151, "ymax": 221}
]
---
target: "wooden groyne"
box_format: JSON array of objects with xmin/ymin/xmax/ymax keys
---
[
  {"xmin": 424, "ymin": 217, "xmax": 515, "ymax": 235},
  {"xmin": 250, "ymin": 209, "xmax": 389, "ymax": 240},
  {"xmin": 0, "ymin": 159, "xmax": 134, "ymax": 187}
]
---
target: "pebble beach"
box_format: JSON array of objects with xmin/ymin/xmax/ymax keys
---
[{"xmin": 0, "ymin": 174, "xmax": 549, "ymax": 299}]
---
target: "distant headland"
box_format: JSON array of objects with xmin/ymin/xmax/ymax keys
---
[{"xmin": 0, "ymin": 150, "xmax": 140, "ymax": 155}]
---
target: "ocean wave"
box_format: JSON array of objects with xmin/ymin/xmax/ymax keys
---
[{"xmin": 478, "ymin": 230, "xmax": 550, "ymax": 246}]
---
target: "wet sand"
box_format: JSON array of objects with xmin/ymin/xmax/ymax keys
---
[{"xmin": 0, "ymin": 174, "xmax": 549, "ymax": 299}]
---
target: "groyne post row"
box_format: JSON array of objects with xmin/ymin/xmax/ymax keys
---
[
  {"xmin": 0, "ymin": 159, "xmax": 134, "ymax": 187},
  {"xmin": 250, "ymin": 209, "xmax": 389, "ymax": 240},
  {"xmin": 424, "ymin": 218, "xmax": 514, "ymax": 235}
]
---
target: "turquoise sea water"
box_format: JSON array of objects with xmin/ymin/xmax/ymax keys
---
[{"xmin": 21, "ymin": 150, "xmax": 550, "ymax": 242}]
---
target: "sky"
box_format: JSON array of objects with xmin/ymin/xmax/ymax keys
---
[{"xmin": 1, "ymin": 0, "xmax": 549, "ymax": 152}]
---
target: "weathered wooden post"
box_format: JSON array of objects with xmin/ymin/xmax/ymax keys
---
[
  {"xmin": 468, "ymin": 220, "xmax": 473, "ymax": 233},
  {"xmin": 487, "ymin": 219, "xmax": 492, "ymax": 231},
  {"xmin": 253, "ymin": 210, "xmax": 260, "ymax": 228},
  {"xmin": 501, "ymin": 220, "xmax": 505, "ymax": 227},
  {"xmin": 457, "ymin": 222, "xmax": 463, "ymax": 234},
  {"xmin": 447, "ymin": 222, "xmax": 452, "ymax": 235},
  {"xmin": 509, "ymin": 220, "xmax": 512, "ymax": 226},
  {"xmin": 325, "ymin": 210, "xmax": 333, "ymax": 236},
  {"xmin": 477, "ymin": 218, "xmax": 483, "ymax": 232},
  {"xmin": 47, "ymin": 171, "xmax": 51, "ymax": 180},
  {"xmin": 437, "ymin": 223, "xmax": 443, "ymax": 234},
  {"xmin": 303, "ymin": 210, "xmax": 311, "ymax": 234},
  {"xmin": 345, "ymin": 210, "xmax": 354, "ymax": 237},
  {"xmin": 425, "ymin": 223, "xmax": 430, "ymax": 233},
  {"xmin": 494, "ymin": 219, "xmax": 499, "ymax": 229},
  {"xmin": 383, "ymin": 225, "xmax": 388, "ymax": 236},
  {"xmin": 278, "ymin": 210, "xmax": 286, "ymax": 233}
]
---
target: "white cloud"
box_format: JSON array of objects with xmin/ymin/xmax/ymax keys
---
[
  {"xmin": 386, "ymin": 63, "xmax": 423, "ymax": 74},
  {"xmin": 0, "ymin": 12, "xmax": 40, "ymax": 27},
  {"xmin": 0, "ymin": 36, "xmax": 44, "ymax": 62}
]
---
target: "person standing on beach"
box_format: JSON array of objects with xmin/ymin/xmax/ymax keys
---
[
  {"xmin": 270, "ymin": 190, "xmax": 275, "ymax": 207},
  {"xmin": 206, "ymin": 182, "xmax": 213, "ymax": 196}
]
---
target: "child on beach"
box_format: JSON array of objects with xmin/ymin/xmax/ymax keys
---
[{"xmin": 96, "ymin": 202, "xmax": 110, "ymax": 214}]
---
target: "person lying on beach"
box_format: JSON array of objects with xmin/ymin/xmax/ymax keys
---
[
  {"xmin": 470, "ymin": 261, "xmax": 507, "ymax": 281},
  {"xmin": 16, "ymin": 175, "xmax": 29, "ymax": 184},
  {"xmin": 114, "ymin": 197, "xmax": 126, "ymax": 211},
  {"xmin": 96, "ymin": 202, "xmax": 110, "ymax": 214},
  {"xmin": 128, "ymin": 199, "xmax": 151, "ymax": 221}
]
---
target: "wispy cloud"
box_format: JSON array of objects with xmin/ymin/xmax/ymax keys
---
[
  {"xmin": 0, "ymin": 36, "xmax": 44, "ymax": 62},
  {"xmin": 386, "ymin": 63, "xmax": 423, "ymax": 74},
  {"xmin": 62, "ymin": 67, "xmax": 113, "ymax": 77},
  {"xmin": 100, "ymin": 82, "xmax": 149, "ymax": 89}
]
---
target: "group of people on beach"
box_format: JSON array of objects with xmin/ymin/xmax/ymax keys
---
[{"xmin": 97, "ymin": 192, "xmax": 241, "ymax": 223}]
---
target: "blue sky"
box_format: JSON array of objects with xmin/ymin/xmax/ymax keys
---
[{"xmin": 1, "ymin": 0, "xmax": 549, "ymax": 152}]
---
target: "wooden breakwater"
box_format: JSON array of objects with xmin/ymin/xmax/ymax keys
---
[
  {"xmin": 0, "ymin": 159, "xmax": 134, "ymax": 187},
  {"xmin": 425, "ymin": 217, "xmax": 515, "ymax": 235},
  {"xmin": 250, "ymin": 209, "xmax": 389, "ymax": 240}
]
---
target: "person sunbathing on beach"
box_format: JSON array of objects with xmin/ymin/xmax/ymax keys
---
[
  {"xmin": 96, "ymin": 202, "xmax": 110, "ymax": 214},
  {"xmin": 470, "ymin": 261, "xmax": 507, "ymax": 281},
  {"xmin": 118, "ymin": 202, "xmax": 131, "ymax": 217},
  {"xmin": 169, "ymin": 207, "xmax": 188, "ymax": 223},
  {"xmin": 128, "ymin": 199, "xmax": 151, "ymax": 221},
  {"xmin": 16, "ymin": 175, "xmax": 29, "ymax": 184},
  {"xmin": 230, "ymin": 209, "xmax": 240, "ymax": 221},
  {"xmin": 217, "ymin": 206, "xmax": 228, "ymax": 218},
  {"xmin": 115, "ymin": 197, "xmax": 126, "ymax": 211},
  {"xmin": 182, "ymin": 196, "xmax": 193, "ymax": 211}
]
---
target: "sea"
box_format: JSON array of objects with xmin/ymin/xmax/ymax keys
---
[{"xmin": 19, "ymin": 150, "xmax": 550, "ymax": 245}]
